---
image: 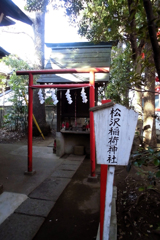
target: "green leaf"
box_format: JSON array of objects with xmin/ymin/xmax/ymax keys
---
[
  {"xmin": 154, "ymin": 159, "xmax": 160, "ymax": 166},
  {"xmin": 156, "ymin": 171, "xmax": 160, "ymax": 178},
  {"xmin": 138, "ymin": 186, "xmax": 145, "ymax": 191},
  {"xmin": 147, "ymin": 147, "xmax": 155, "ymax": 154},
  {"xmin": 134, "ymin": 162, "xmax": 139, "ymax": 167}
]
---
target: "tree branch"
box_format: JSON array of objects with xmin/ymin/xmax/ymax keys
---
[
  {"xmin": 129, "ymin": 87, "xmax": 160, "ymax": 94},
  {"xmin": 138, "ymin": 39, "xmax": 145, "ymax": 54},
  {"xmin": 1, "ymin": 29, "xmax": 34, "ymax": 42}
]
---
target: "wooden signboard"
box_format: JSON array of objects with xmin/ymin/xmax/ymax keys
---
[
  {"xmin": 93, "ymin": 103, "xmax": 138, "ymax": 166},
  {"xmin": 91, "ymin": 102, "xmax": 138, "ymax": 240}
]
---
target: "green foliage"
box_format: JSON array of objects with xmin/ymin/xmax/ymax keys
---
[
  {"xmin": 1, "ymin": 55, "xmax": 32, "ymax": 131},
  {"xmin": 2, "ymin": 55, "xmax": 31, "ymax": 88},
  {"xmin": 130, "ymin": 146, "xmax": 160, "ymax": 189},
  {"xmin": 60, "ymin": 0, "xmax": 148, "ymax": 43},
  {"xmin": 105, "ymin": 45, "xmax": 133, "ymax": 106},
  {"xmin": 25, "ymin": 0, "xmax": 50, "ymax": 12},
  {"xmin": 133, "ymin": 147, "xmax": 160, "ymax": 168},
  {"xmin": 105, "ymin": 43, "xmax": 151, "ymax": 106},
  {"xmin": 45, "ymin": 96, "xmax": 54, "ymax": 105}
]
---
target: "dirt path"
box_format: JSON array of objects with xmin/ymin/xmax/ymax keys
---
[{"xmin": 1, "ymin": 129, "xmax": 160, "ymax": 239}]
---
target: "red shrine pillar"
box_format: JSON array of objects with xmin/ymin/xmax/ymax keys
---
[
  {"xmin": 89, "ymin": 71, "xmax": 96, "ymax": 177},
  {"xmin": 25, "ymin": 73, "xmax": 35, "ymax": 175}
]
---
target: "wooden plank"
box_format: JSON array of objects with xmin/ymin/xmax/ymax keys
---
[
  {"xmin": 52, "ymin": 58, "xmax": 110, "ymax": 64},
  {"xmin": 37, "ymin": 74, "xmax": 109, "ymax": 83},
  {"xmin": 51, "ymin": 52, "xmax": 111, "ymax": 59},
  {"xmin": 58, "ymin": 62, "xmax": 111, "ymax": 68},
  {"xmin": 93, "ymin": 104, "xmax": 138, "ymax": 166},
  {"xmin": 90, "ymin": 101, "xmax": 114, "ymax": 112},
  {"xmin": 103, "ymin": 166, "xmax": 115, "ymax": 240},
  {"xmin": 48, "ymin": 59, "xmax": 111, "ymax": 69},
  {"xmin": 51, "ymin": 48, "xmax": 111, "ymax": 54}
]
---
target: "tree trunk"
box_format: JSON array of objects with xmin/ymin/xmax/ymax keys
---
[
  {"xmin": 134, "ymin": 62, "xmax": 143, "ymax": 135},
  {"xmin": 131, "ymin": 61, "xmax": 143, "ymax": 152},
  {"xmin": 31, "ymin": 1, "xmax": 50, "ymax": 136},
  {"xmin": 33, "ymin": 11, "xmax": 45, "ymax": 69},
  {"xmin": 128, "ymin": 0, "xmax": 144, "ymax": 138},
  {"xmin": 143, "ymin": 41, "xmax": 157, "ymax": 148}
]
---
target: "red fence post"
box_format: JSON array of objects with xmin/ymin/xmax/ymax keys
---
[
  {"xmin": 89, "ymin": 71, "xmax": 96, "ymax": 177},
  {"xmin": 25, "ymin": 73, "xmax": 35, "ymax": 175}
]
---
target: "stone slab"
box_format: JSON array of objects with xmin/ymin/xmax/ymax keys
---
[
  {"xmin": 66, "ymin": 154, "xmax": 86, "ymax": 161},
  {"xmin": 64, "ymin": 160, "xmax": 82, "ymax": 165},
  {"xmin": 0, "ymin": 213, "xmax": 44, "ymax": 240},
  {"xmin": 0, "ymin": 192, "xmax": 28, "ymax": 225},
  {"xmin": 10, "ymin": 146, "xmax": 55, "ymax": 159},
  {"xmin": 50, "ymin": 169, "xmax": 75, "ymax": 178},
  {"xmin": 60, "ymin": 164, "xmax": 79, "ymax": 171},
  {"xmin": 29, "ymin": 178, "xmax": 70, "ymax": 201},
  {"xmin": 15, "ymin": 198, "xmax": 55, "ymax": 217}
]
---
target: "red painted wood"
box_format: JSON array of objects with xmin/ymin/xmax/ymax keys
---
[
  {"xmin": 31, "ymin": 84, "xmax": 90, "ymax": 89},
  {"xmin": 16, "ymin": 67, "xmax": 110, "ymax": 75},
  {"xmin": 89, "ymin": 71, "xmax": 96, "ymax": 177},
  {"xmin": 100, "ymin": 99, "xmax": 111, "ymax": 240},
  {"xmin": 28, "ymin": 73, "xmax": 33, "ymax": 172},
  {"xmin": 100, "ymin": 165, "xmax": 108, "ymax": 240}
]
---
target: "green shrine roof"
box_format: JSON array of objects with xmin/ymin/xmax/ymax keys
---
[{"xmin": 37, "ymin": 41, "xmax": 115, "ymax": 84}]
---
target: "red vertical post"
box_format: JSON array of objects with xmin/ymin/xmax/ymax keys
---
[
  {"xmin": 89, "ymin": 71, "xmax": 96, "ymax": 177},
  {"xmin": 27, "ymin": 73, "xmax": 33, "ymax": 173},
  {"xmin": 100, "ymin": 99, "xmax": 111, "ymax": 240},
  {"xmin": 100, "ymin": 165, "xmax": 108, "ymax": 240}
]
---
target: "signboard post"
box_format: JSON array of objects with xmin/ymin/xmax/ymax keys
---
[{"xmin": 90, "ymin": 102, "xmax": 138, "ymax": 240}]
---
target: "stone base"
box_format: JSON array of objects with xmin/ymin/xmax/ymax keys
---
[
  {"xmin": 87, "ymin": 174, "xmax": 99, "ymax": 183},
  {"xmin": 24, "ymin": 170, "xmax": 36, "ymax": 176}
]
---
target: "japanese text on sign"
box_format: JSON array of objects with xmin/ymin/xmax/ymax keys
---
[{"xmin": 107, "ymin": 108, "xmax": 121, "ymax": 164}]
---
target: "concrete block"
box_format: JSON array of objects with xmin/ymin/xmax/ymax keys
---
[
  {"xmin": 24, "ymin": 170, "xmax": 36, "ymax": 176},
  {"xmin": 15, "ymin": 198, "xmax": 55, "ymax": 217},
  {"xmin": 56, "ymin": 132, "xmax": 65, "ymax": 157},
  {"xmin": 87, "ymin": 174, "xmax": 99, "ymax": 183},
  {"xmin": 74, "ymin": 146, "xmax": 84, "ymax": 155},
  {"xmin": 29, "ymin": 178, "xmax": 70, "ymax": 201},
  {"xmin": 0, "ymin": 213, "xmax": 44, "ymax": 240}
]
